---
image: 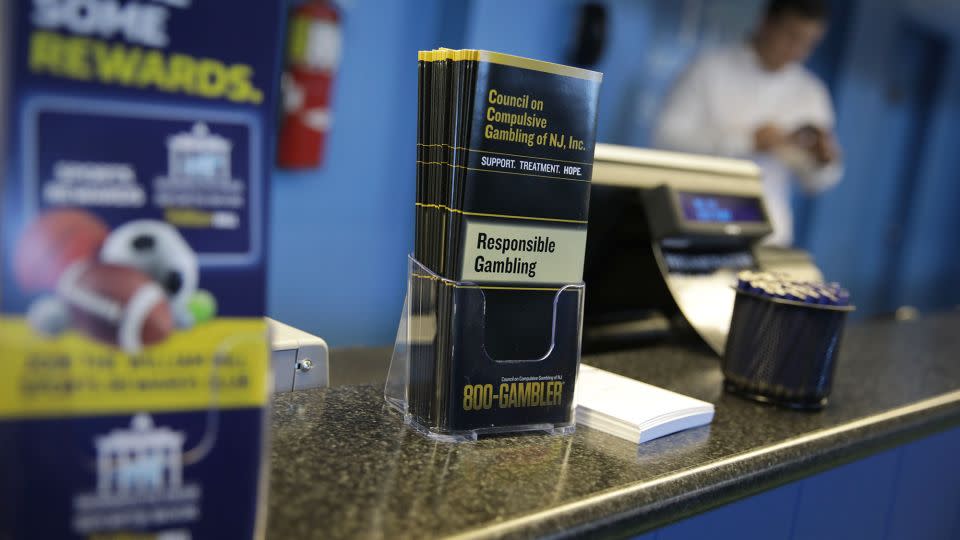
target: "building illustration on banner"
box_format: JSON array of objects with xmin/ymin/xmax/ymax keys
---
[
  {"xmin": 168, "ymin": 122, "xmax": 233, "ymax": 186},
  {"xmin": 155, "ymin": 121, "xmax": 245, "ymax": 214},
  {"xmin": 96, "ymin": 413, "xmax": 185, "ymax": 494},
  {"xmin": 72, "ymin": 414, "xmax": 201, "ymax": 534}
]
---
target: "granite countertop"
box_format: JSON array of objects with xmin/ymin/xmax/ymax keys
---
[{"xmin": 267, "ymin": 313, "xmax": 960, "ymax": 539}]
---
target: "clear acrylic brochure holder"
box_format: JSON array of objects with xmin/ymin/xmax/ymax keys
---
[{"xmin": 385, "ymin": 255, "xmax": 585, "ymax": 442}]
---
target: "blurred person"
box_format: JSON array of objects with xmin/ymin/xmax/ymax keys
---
[{"xmin": 654, "ymin": 0, "xmax": 842, "ymax": 246}]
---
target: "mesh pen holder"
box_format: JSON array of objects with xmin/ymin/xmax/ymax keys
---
[
  {"xmin": 385, "ymin": 255, "xmax": 584, "ymax": 442},
  {"xmin": 722, "ymin": 289, "xmax": 854, "ymax": 410}
]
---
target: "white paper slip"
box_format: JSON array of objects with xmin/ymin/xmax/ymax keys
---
[{"xmin": 575, "ymin": 364, "xmax": 715, "ymax": 444}]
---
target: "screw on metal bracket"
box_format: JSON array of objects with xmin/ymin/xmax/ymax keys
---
[{"xmin": 297, "ymin": 358, "xmax": 313, "ymax": 372}]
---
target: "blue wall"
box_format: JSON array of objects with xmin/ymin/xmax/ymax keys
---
[
  {"xmin": 268, "ymin": 0, "xmax": 960, "ymax": 346},
  {"xmin": 802, "ymin": 0, "xmax": 960, "ymax": 316},
  {"xmin": 891, "ymin": 46, "xmax": 960, "ymax": 311},
  {"xmin": 464, "ymin": 0, "xmax": 573, "ymax": 60},
  {"xmin": 269, "ymin": 0, "xmax": 444, "ymax": 346}
]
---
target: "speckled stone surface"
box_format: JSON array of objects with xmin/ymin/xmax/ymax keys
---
[{"xmin": 267, "ymin": 313, "xmax": 960, "ymax": 539}]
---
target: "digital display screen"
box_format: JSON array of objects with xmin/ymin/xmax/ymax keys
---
[{"xmin": 678, "ymin": 192, "xmax": 766, "ymax": 223}]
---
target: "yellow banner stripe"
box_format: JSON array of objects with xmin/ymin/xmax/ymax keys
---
[{"xmin": 0, "ymin": 317, "xmax": 269, "ymax": 419}]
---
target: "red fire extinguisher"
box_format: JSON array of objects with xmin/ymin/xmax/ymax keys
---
[{"xmin": 277, "ymin": 1, "xmax": 342, "ymax": 169}]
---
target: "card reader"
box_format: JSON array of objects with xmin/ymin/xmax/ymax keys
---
[{"xmin": 585, "ymin": 144, "xmax": 823, "ymax": 354}]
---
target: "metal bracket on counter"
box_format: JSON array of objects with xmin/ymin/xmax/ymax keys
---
[{"xmin": 268, "ymin": 318, "xmax": 329, "ymax": 392}]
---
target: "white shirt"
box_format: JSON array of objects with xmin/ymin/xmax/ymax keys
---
[{"xmin": 653, "ymin": 43, "xmax": 842, "ymax": 246}]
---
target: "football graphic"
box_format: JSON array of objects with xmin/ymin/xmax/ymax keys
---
[
  {"xmin": 100, "ymin": 220, "xmax": 199, "ymax": 328},
  {"xmin": 16, "ymin": 211, "xmax": 211, "ymax": 352},
  {"xmin": 13, "ymin": 209, "xmax": 109, "ymax": 292},
  {"xmin": 57, "ymin": 261, "xmax": 175, "ymax": 353}
]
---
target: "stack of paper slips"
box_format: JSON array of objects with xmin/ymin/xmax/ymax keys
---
[{"xmin": 575, "ymin": 364, "xmax": 715, "ymax": 444}]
